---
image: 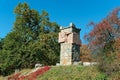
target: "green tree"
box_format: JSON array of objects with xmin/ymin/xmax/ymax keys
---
[
  {"xmin": 0, "ymin": 38, "xmax": 4, "ymax": 50},
  {"xmin": 0, "ymin": 3, "xmax": 59, "ymax": 76}
]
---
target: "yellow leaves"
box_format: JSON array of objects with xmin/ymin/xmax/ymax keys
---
[
  {"xmin": 114, "ymin": 38, "xmax": 120, "ymax": 51},
  {"xmin": 80, "ymin": 44, "xmax": 93, "ymax": 62}
]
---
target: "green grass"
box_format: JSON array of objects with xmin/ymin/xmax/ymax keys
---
[
  {"xmin": 0, "ymin": 76, "xmax": 5, "ymax": 80},
  {"xmin": 0, "ymin": 68, "xmax": 32, "ymax": 80},
  {"xmin": 37, "ymin": 65, "xmax": 107, "ymax": 80},
  {"xmin": 3, "ymin": 65, "xmax": 119, "ymax": 80},
  {"xmin": 19, "ymin": 68, "xmax": 32, "ymax": 75}
]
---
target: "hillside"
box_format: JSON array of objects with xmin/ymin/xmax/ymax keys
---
[
  {"xmin": 1, "ymin": 65, "xmax": 120, "ymax": 80},
  {"xmin": 0, "ymin": 65, "xmax": 106, "ymax": 80},
  {"xmin": 37, "ymin": 65, "xmax": 107, "ymax": 80}
]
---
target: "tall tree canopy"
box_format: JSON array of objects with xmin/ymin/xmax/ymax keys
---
[
  {"xmin": 84, "ymin": 8, "xmax": 120, "ymax": 75},
  {"xmin": 0, "ymin": 3, "xmax": 60, "ymax": 76},
  {"xmin": 85, "ymin": 8, "xmax": 120, "ymax": 54}
]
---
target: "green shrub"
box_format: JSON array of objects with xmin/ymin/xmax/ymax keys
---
[
  {"xmin": 98, "ymin": 51, "xmax": 120, "ymax": 76},
  {"xmin": 95, "ymin": 73, "xmax": 107, "ymax": 80},
  {"xmin": 109, "ymin": 71, "xmax": 120, "ymax": 80}
]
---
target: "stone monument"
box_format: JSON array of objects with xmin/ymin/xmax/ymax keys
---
[{"xmin": 58, "ymin": 23, "xmax": 81, "ymax": 65}]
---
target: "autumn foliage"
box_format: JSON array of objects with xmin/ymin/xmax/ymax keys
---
[
  {"xmin": 80, "ymin": 44, "xmax": 93, "ymax": 62},
  {"xmin": 7, "ymin": 66, "xmax": 51, "ymax": 80},
  {"xmin": 85, "ymin": 7, "xmax": 120, "ymax": 76},
  {"xmin": 85, "ymin": 7, "xmax": 120, "ymax": 54}
]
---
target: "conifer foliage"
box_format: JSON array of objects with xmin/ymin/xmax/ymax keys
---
[{"xmin": 0, "ymin": 3, "xmax": 59, "ymax": 76}]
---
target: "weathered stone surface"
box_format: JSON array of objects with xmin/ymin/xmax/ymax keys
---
[
  {"xmin": 60, "ymin": 43, "xmax": 72, "ymax": 65},
  {"xmin": 59, "ymin": 23, "xmax": 81, "ymax": 65}
]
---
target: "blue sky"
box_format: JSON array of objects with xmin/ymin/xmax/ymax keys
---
[{"xmin": 0, "ymin": 0, "xmax": 120, "ymax": 43}]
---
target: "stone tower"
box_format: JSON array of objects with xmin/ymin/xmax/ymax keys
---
[{"xmin": 58, "ymin": 23, "xmax": 81, "ymax": 65}]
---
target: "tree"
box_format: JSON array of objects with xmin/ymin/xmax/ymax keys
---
[
  {"xmin": 0, "ymin": 38, "xmax": 4, "ymax": 50},
  {"xmin": 0, "ymin": 3, "xmax": 59, "ymax": 76},
  {"xmin": 80, "ymin": 44, "xmax": 93, "ymax": 62},
  {"xmin": 84, "ymin": 7, "xmax": 120, "ymax": 75},
  {"xmin": 0, "ymin": 38, "xmax": 4, "ymax": 74},
  {"xmin": 84, "ymin": 8, "xmax": 120, "ymax": 54}
]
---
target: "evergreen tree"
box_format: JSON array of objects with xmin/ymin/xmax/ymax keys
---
[
  {"xmin": 0, "ymin": 38, "xmax": 4, "ymax": 50},
  {"xmin": 0, "ymin": 3, "xmax": 60, "ymax": 76}
]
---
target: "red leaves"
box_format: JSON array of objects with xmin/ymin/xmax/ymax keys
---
[
  {"xmin": 89, "ymin": 31, "xmax": 95, "ymax": 37},
  {"xmin": 85, "ymin": 8, "xmax": 120, "ymax": 49},
  {"xmin": 85, "ymin": 7, "xmax": 120, "ymax": 56},
  {"xmin": 8, "ymin": 73, "xmax": 21, "ymax": 80},
  {"xmin": 7, "ymin": 66, "xmax": 51, "ymax": 80},
  {"xmin": 98, "ymin": 20, "xmax": 111, "ymax": 30},
  {"xmin": 85, "ymin": 18, "xmax": 113, "ymax": 50},
  {"xmin": 109, "ymin": 7, "xmax": 120, "ymax": 24},
  {"xmin": 26, "ymin": 66, "xmax": 51, "ymax": 79}
]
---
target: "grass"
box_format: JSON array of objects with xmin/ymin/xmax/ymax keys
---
[
  {"xmin": 0, "ymin": 76, "xmax": 5, "ymax": 80},
  {"xmin": 37, "ymin": 65, "xmax": 107, "ymax": 80},
  {"xmin": 19, "ymin": 68, "xmax": 32, "ymax": 75},
  {"xmin": 2, "ymin": 65, "xmax": 119, "ymax": 80},
  {"xmin": 0, "ymin": 68, "xmax": 32, "ymax": 80}
]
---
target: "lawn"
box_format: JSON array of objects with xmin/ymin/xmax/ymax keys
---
[{"xmin": 37, "ymin": 65, "xmax": 107, "ymax": 80}]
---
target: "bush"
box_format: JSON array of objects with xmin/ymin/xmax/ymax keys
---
[
  {"xmin": 98, "ymin": 51, "xmax": 120, "ymax": 76},
  {"xmin": 95, "ymin": 73, "xmax": 107, "ymax": 80},
  {"xmin": 109, "ymin": 71, "xmax": 120, "ymax": 80}
]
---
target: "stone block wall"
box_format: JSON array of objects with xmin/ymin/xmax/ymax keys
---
[
  {"xmin": 59, "ymin": 23, "xmax": 81, "ymax": 65},
  {"xmin": 60, "ymin": 43, "xmax": 72, "ymax": 65}
]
